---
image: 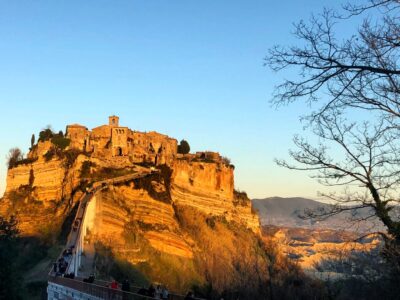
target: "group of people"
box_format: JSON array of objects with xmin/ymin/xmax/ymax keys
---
[
  {"xmin": 184, "ymin": 291, "xmax": 196, "ymax": 300},
  {"xmin": 136, "ymin": 283, "xmax": 170, "ymax": 299},
  {"xmin": 108, "ymin": 280, "xmax": 202, "ymax": 300},
  {"xmin": 72, "ymin": 219, "xmax": 81, "ymax": 232},
  {"xmin": 83, "ymin": 275, "xmax": 200, "ymax": 300},
  {"xmin": 109, "ymin": 279, "xmax": 130, "ymax": 292},
  {"xmin": 53, "ymin": 246, "xmax": 75, "ymax": 276}
]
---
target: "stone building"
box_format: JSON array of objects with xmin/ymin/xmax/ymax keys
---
[{"xmin": 66, "ymin": 116, "xmax": 178, "ymax": 165}]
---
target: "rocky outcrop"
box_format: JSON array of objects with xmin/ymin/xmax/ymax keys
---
[
  {"xmin": 91, "ymin": 185, "xmax": 194, "ymax": 258},
  {"xmin": 6, "ymin": 159, "xmax": 65, "ymax": 201},
  {"xmin": 172, "ymin": 159, "xmax": 234, "ymax": 199},
  {"xmin": 1, "ymin": 146, "xmax": 87, "ymax": 236},
  {"xmin": 171, "ymin": 160, "xmax": 260, "ymax": 233}
]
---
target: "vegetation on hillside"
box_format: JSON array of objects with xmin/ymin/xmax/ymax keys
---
[
  {"xmin": 7, "ymin": 148, "xmax": 24, "ymax": 169},
  {"xmin": 177, "ymin": 139, "xmax": 190, "ymax": 154},
  {"xmin": 0, "ymin": 215, "xmax": 62, "ymax": 300},
  {"xmin": 233, "ymin": 189, "xmax": 250, "ymax": 207},
  {"xmin": 92, "ymin": 197, "xmax": 327, "ymax": 300}
]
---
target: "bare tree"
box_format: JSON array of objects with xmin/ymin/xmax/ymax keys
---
[
  {"xmin": 276, "ymin": 114, "xmax": 400, "ymax": 239},
  {"xmin": 6, "ymin": 148, "xmax": 23, "ymax": 169},
  {"xmin": 266, "ymin": 0, "xmax": 400, "ymax": 274},
  {"xmin": 266, "ymin": 1, "xmax": 400, "ymax": 122}
]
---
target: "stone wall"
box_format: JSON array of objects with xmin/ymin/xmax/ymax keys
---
[{"xmin": 66, "ymin": 125, "xmax": 89, "ymax": 151}]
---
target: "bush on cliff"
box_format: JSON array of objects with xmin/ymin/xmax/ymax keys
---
[
  {"xmin": 38, "ymin": 127, "xmax": 70, "ymax": 150},
  {"xmin": 51, "ymin": 136, "xmax": 70, "ymax": 150},
  {"xmin": 177, "ymin": 139, "xmax": 190, "ymax": 154},
  {"xmin": 38, "ymin": 127, "xmax": 54, "ymax": 142},
  {"xmin": 80, "ymin": 161, "xmax": 94, "ymax": 178},
  {"xmin": 233, "ymin": 189, "xmax": 250, "ymax": 207},
  {"xmin": 7, "ymin": 148, "xmax": 24, "ymax": 169}
]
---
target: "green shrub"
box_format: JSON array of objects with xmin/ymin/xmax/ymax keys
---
[
  {"xmin": 30, "ymin": 134, "xmax": 35, "ymax": 148},
  {"xmin": 51, "ymin": 136, "xmax": 70, "ymax": 150},
  {"xmin": 206, "ymin": 216, "xmax": 216, "ymax": 229},
  {"xmin": 43, "ymin": 148, "xmax": 56, "ymax": 161},
  {"xmin": 177, "ymin": 139, "xmax": 190, "ymax": 154},
  {"xmin": 233, "ymin": 189, "xmax": 250, "ymax": 207},
  {"xmin": 63, "ymin": 149, "xmax": 83, "ymax": 168},
  {"xmin": 80, "ymin": 161, "xmax": 94, "ymax": 178},
  {"xmin": 12, "ymin": 157, "xmax": 38, "ymax": 168},
  {"xmin": 38, "ymin": 128, "xmax": 54, "ymax": 142}
]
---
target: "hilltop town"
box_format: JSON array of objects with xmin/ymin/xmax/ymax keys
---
[
  {"xmin": 0, "ymin": 115, "xmax": 267, "ymax": 297},
  {"xmin": 4, "ymin": 115, "xmax": 257, "ymax": 224},
  {"xmin": 66, "ymin": 115, "xmax": 178, "ymax": 165},
  {"xmin": 66, "ymin": 115, "xmax": 231, "ymax": 171}
]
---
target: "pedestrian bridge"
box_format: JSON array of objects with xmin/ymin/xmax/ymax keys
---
[{"xmin": 47, "ymin": 169, "xmax": 193, "ymax": 300}]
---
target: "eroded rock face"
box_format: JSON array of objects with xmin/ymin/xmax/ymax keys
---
[
  {"xmin": 1, "ymin": 148, "xmax": 260, "ymax": 238},
  {"xmin": 86, "ymin": 182, "xmax": 266, "ymax": 295},
  {"xmin": 172, "ymin": 160, "xmax": 234, "ymax": 199},
  {"xmin": 90, "ymin": 185, "xmax": 194, "ymax": 258},
  {"xmin": 171, "ymin": 160, "xmax": 260, "ymax": 233},
  {"xmin": 0, "ymin": 151, "xmax": 87, "ymax": 236},
  {"xmin": 5, "ymin": 152, "xmax": 88, "ymax": 201}
]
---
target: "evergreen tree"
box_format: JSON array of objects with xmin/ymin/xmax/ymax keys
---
[
  {"xmin": 0, "ymin": 216, "xmax": 20, "ymax": 299},
  {"xmin": 30, "ymin": 134, "xmax": 35, "ymax": 148},
  {"xmin": 177, "ymin": 139, "xmax": 190, "ymax": 154}
]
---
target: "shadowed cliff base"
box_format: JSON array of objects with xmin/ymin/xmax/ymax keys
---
[{"xmin": 88, "ymin": 202, "xmax": 327, "ymax": 299}]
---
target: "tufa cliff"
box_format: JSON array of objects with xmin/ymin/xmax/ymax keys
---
[{"xmin": 0, "ymin": 116, "xmax": 263, "ymax": 296}]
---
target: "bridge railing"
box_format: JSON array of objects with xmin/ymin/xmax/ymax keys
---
[
  {"xmin": 49, "ymin": 276, "xmax": 153, "ymax": 300},
  {"xmin": 49, "ymin": 276, "xmax": 204, "ymax": 300},
  {"xmin": 92, "ymin": 279, "xmax": 204, "ymax": 300}
]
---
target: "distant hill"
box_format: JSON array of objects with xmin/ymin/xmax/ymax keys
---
[{"xmin": 252, "ymin": 197, "xmax": 384, "ymax": 231}]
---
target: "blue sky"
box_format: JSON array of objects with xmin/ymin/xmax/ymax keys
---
[{"xmin": 0, "ymin": 0, "xmax": 358, "ymax": 199}]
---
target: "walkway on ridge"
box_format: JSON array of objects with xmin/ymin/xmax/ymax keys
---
[
  {"xmin": 50, "ymin": 168, "xmax": 156, "ymax": 278},
  {"xmin": 48, "ymin": 167, "xmax": 204, "ymax": 300}
]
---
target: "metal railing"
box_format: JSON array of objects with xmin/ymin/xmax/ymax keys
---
[
  {"xmin": 49, "ymin": 276, "xmax": 153, "ymax": 300},
  {"xmin": 49, "ymin": 275, "xmax": 205, "ymax": 300},
  {"xmin": 92, "ymin": 279, "xmax": 204, "ymax": 300}
]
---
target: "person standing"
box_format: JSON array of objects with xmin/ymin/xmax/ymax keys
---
[
  {"xmin": 121, "ymin": 279, "xmax": 130, "ymax": 292},
  {"xmin": 154, "ymin": 285, "xmax": 162, "ymax": 299},
  {"xmin": 110, "ymin": 280, "xmax": 118, "ymax": 289},
  {"xmin": 148, "ymin": 284, "xmax": 155, "ymax": 298},
  {"xmin": 162, "ymin": 286, "xmax": 169, "ymax": 300},
  {"xmin": 184, "ymin": 292, "xmax": 195, "ymax": 300}
]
